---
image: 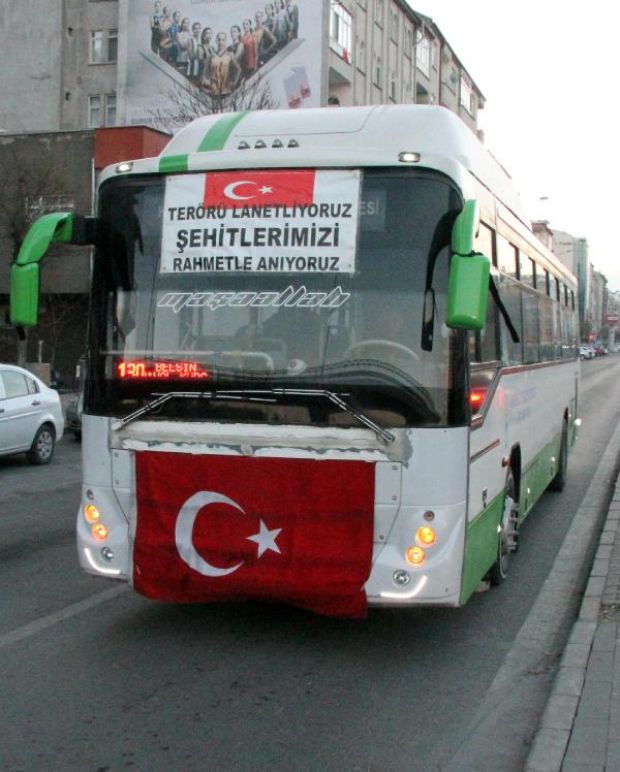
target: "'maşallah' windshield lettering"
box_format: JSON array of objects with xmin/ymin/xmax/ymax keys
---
[{"xmin": 158, "ymin": 285, "xmax": 351, "ymax": 312}]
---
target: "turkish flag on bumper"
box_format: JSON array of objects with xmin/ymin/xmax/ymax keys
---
[{"xmin": 133, "ymin": 453, "xmax": 375, "ymax": 618}]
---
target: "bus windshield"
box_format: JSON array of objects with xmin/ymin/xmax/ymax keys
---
[{"xmin": 88, "ymin": 168, "xmax": 467, "ymax": 428}]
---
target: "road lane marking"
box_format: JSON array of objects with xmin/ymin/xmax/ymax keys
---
[{"xmin": 0, "ymin": 585, "xmax": 129, "ymax": 648}]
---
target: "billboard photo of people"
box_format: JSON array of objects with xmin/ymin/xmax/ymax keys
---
[{"xmin": 123, "ymin": 0, "xmax": 321, "ymax": 129}]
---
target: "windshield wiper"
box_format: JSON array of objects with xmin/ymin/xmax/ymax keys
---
[
  {"xmin": 113, "ymin": 388, "xmax": 395, "ymax": 443},
  {"xmin": 113, "ymin": 391, "xmax": 213, "ymax": 431},
  {"xmin": 231, "ymin": 388, "xmax": 395, "ymax": 444}
]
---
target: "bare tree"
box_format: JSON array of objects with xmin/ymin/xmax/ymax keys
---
[
  {"xmin": 38, "ymin": 293, "xmax": 88, "ymax": 381},
  {"xmin": 148, "ymin": 72, "xmax": 279, "ymax": 130},
  {"xmin": 0, "ymin": 161, "xmax": 68, "ymax": 365}
]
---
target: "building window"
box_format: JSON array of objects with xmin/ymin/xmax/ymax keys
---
[
  {"xmin": 105, "ymin": 93, "xmax": 117, "ymax": 125},
  {"xmin": 88, "ymin": 95, "xmax": 101, "ymax": 127},
  {"xmin": 390, "ymin": 12, "xmax": 399, "ymax": 42},
  {"xmin": 390, "ymin": 72, "xmax": 397, "ymax": 101},
  {"xmin": 88, "ymin": 93, "xmax": 116, "ymax": 127},
  {"xmin": 375, "ymin": 0, "xmax": 384, "ymax": 26},
  {"xmin": 108, "ymin": 29, "xmax": 118, "ymax": 62},
  {"xmin": 357, "ymin": 38, "xmax": 366, "ymax": 73},
  {"xmin": 460, "ymin": 74, "xmax": 474, "ymax": 113},
  {"xmin": 373, "ymin": 54, "xmax": 382, "ymax": 87},
  {"xmin": 404, "ymin": 26, "xmax": 413, "ymax": 58},
  {"xmin": 89, "ymin": 29, "xmax": 117, "ymax": 64},
  {"xmin": 329, "ymin": 2, "xmax": 352, "ymax": 63},
  {"xmin": 89, "ymin": 31, "xmax": 104, "ymax": 63},
  {"xmin": 416, "ymin": 35, "xmax": 431, "ymax": 77}
]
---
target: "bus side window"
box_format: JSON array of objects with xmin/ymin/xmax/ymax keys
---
[
  {"xmin": 497, "ymin": 235, "xmax": 518, "ymax": 279},
  {"xmin": 468, "ymin": 222, "xmax": 498, "ymax": 364},
  {"xmin": 538, "ymin": 293, "xmax": 556, "ymax": 361},
  {"xmin": 475, "ymin": 221, "xmax": 494, "ymax": 264},
  {"xmin": 498, "ymin": 274, "xmax": 523, "ymax": 365},
  {"xmin": 522, "ymin": 288, "xmax": 540, "ymax": 363},
  {"xmin": 468, "ymin": 288, "xmax": 499, "ymax": 363}
]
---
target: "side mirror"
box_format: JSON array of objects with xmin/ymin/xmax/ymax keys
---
[
  {"xmin": 446, "ymin": 199, "xmax": 490, "ymax": 331},
  {"xmin": 446, "ymin": 253, "xmax": 490, "ymax": 330},
  {"xmin": 10, "ymin": 263, "xmax": 40, "ymax": 327},
  {"xmin": 10, "ymin": 212, "xmax": 75, "ymax": 327}
]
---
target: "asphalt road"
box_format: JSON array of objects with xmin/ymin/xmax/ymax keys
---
[{"xmin": 2, "ymin": 356, "xmax": 620, "ymax": 771}]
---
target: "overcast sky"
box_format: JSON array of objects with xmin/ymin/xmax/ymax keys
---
[{"xmin": 410, "ymin": 0, "xmax": 620, "ymax": 291}]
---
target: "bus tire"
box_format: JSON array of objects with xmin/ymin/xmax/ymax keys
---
[
  {"xmin": 489, "ymin": 469, "xmax": 519, "ymax": 586},
  {"xmin": 548, "ymin": 420, "xmax": 568, "ymax": 493}
]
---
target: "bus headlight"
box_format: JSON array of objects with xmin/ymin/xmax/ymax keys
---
[
  {"xmin": 84, "ymin": 504, "xmax": 101, "ymax": 524},
  {"xmin": 405, "ymin": 546, "xmax": 426, "ymax": 566},
  {"xmin": 92, "ymin": 523, "xmax": 109, "ymax": 541},
  {"xmin": 416, "ymin": 526, "xmax": 437, "ymax": 546}
]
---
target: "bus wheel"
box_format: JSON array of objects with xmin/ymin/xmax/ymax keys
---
[
  {"xmin": 489, "ymin": 469, "xmax": 519, "ymax": 586},
  {"xmin": 548, "ymin": 420, "xmax": 568, "ymax": 493}
]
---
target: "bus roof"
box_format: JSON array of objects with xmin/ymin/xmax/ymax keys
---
[{"xmin": 149, "ymin": 105, "xmax": 525, "ymax": 218}]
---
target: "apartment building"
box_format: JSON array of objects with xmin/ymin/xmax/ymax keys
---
[
  {"xmin": 328, "ymin": 1, "xmax": 484, "ymax": 134},
  {"xmin": 0, "ymin": 1, "xmax": 484, "ymax": 135}
]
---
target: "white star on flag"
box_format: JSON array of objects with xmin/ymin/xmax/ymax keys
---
[
  {"xmin": 247, "ymin": 520, "xmax": 282, "ymax": 558},
  {"xmin": 259, "ymin": 185, "xmax": 273, "ymax": 195}
]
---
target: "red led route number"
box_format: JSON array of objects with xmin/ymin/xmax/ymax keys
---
[{"xmin": 116, "ymin": 359, "xmax": 210, "ymax": 380}]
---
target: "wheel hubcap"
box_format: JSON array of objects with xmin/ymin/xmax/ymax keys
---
[
  {"xmin": 499, "ymin": 495, "xmax": 518, "ymax": 572},
  {"xmin": 37, "ymin": 431, "xmax": 53, "ymax": 460}
]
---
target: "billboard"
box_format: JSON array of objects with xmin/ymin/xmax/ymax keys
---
[{"xmin": 123, "ymin": 0, "xmax": 324, "ymax": 130}]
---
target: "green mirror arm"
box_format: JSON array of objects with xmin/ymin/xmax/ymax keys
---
[
  {"xmin": 15, "ymin": 212, "xmax": 74, "ymax": 267},
  {"xmin": 451, "ymin": 199, "xmax": 480, "ymax": 256}
]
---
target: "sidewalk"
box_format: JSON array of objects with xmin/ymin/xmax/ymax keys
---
[{"xmin": 527, "ymin": 471, "xmax": 620, "ymax": 771}]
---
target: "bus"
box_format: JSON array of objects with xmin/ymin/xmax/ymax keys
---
[{"xmin": 10, "ymin": 105, "xmax": 579, "ymax": 618}]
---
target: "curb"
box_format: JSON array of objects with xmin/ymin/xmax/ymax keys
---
[
  {"xmin": 446, "ymin": 417, "xmax": 620, "ymax": 771},
  {"xmin": 525, "ymin": 424, "xmax": 620, "ymax": 771}
]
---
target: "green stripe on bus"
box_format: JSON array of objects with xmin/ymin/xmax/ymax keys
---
[
  {"xmin": 460, "ymin": 429, "xmax": 564, "ymax": 604},
  {"xmin": 460, "ymin": 491, "xmax": 504, "ymax": 605},
  {"xmin": 197, "ymin": 112, "xmax": 248, "ymax": 152},
  {"xmin": 159, "ymin": 154, "xmax": 189, "ymax": 173}
]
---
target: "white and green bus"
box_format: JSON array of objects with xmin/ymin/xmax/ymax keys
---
[{"xmin": 11, "ymin": 106, "xmax": 579, "ymax": 616}]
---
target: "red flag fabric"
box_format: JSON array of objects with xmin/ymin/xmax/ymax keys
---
[
  {"xmin": 133, "ymin": 452, "xmax": 375, "ymax": 618},
  {"xmin": 203, "ymin": 170, "xmax": 316, "ymax": 209}
]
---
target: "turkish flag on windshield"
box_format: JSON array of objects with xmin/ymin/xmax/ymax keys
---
[
  {"xmin": 203, "ymin": 170, "xmax": 316, "ymax": 209},
  {"xmin": 133, "ymin": 452, "xmax": 375, "ymax": 618}
]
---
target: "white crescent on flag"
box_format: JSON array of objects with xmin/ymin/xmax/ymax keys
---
[
  {"xmin": 223, "ymin": 181, "xmax": 257, "ymax": 201},
  {"xmin": 175, "ymin": 491, "xmax": 282, "ymax": 577}
]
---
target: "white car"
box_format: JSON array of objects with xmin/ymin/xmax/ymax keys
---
[
  {"xmin": 579, "ymin": 346, "xmax": 595, "ymax": 360},
  {"xmin": 0, "ymin": 364, "xmax": 64, "ymax": 464}
]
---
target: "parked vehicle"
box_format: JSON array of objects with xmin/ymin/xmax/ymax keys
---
[
  {"xmin": 65, "ymin": 393, "xmax": 83, "ymax": 440},
  {"xmin": 65, "ymin": 355, "xmax": 86, "ymax": 440},
  {"xmin": 579, "ymin": 345, "xmax": 595, "ymax": 360},
  {"xmin": 0, "ymin": 364, "xmax": 64, "ymax": 464}
]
